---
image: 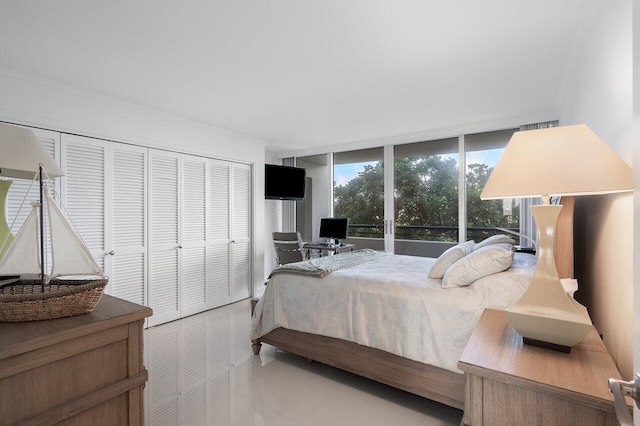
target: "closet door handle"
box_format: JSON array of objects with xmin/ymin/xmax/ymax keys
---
[
  {"xmin": 107, "ymin": 250, "xmax": 115, "ymax": 256},
  {"xmin": 230, "ymin": 239, "xmax": 236, "ymax": 244},
  {"xmin": 178, "ymin": 245, "xmax": 183, "ymax": 249}
]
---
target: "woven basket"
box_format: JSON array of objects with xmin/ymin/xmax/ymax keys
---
[{"xmin": 0, "ymin": 278, "xmax": 107, "ymax": 322}]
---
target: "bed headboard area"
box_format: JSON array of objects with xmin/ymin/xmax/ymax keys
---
[{"xmin": 554, "ymin": 196, "xmax": 575, "ymax": 279}]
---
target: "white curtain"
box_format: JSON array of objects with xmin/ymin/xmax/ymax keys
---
[{"xmin": 518, "ymin": 121, "xmax": 559, "ymax": 247}]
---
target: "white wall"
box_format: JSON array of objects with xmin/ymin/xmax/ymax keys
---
[
  {"xmin": 558, "ymin": 0, "xmax": 634, "ymax": 378},
  {"xmin": 0, "ymin": 67, "xmax": 268, "ymax": 298},
  {"xmin": 263, "ymin": 151, "xmax": 282, "ymax": 285},
  {"xmin": 296, "ymin": 155, "xmax": 331, "ymax": 241}
]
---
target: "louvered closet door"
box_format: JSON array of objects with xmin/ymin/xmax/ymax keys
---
[
  {"xmin": 109, "ymin": 143, "xmax": 147, "ymax": 305},
  {"xmin": 230, "ymin": 164, "xmax": 252, "ymax": 302},
  {"xmin": 149, "ymin": 150, "xmax": 181, "ymax": 326},
  {"xmin": 61, "ymin": 135, "xmax": 109, "ymax": 273},
  {"xmin": 209, "ymin": 160, "xmax": 232, "ymax": 308},
  {"xmin": 180, "ymin": 155, "xmax": 208, "ymax": 317},
  {"xmin": 6, "ymin": 128, "xmax": 60, "ymax": 261}
]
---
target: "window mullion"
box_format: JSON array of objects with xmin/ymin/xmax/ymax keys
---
[{"xmin": 458, "ymin": 135, "xmax": 466, "ymax": 243}]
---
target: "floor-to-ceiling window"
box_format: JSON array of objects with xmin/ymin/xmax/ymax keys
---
[
  {"xmin": 325, "ymin": 126, "xmax": 539, "ymax": 256},
  {"xmin": 393, "ymin": 137, "xmax": 459, "ymax": 256},
  {"xmin": 465, "ymin": 129, "xmax": 519, "ymax": 242},
  {"xmin": 333, "ymin": 148, "xmax": 384, "ymax": 250}
]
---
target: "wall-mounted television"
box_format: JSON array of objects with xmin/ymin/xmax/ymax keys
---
[{"xmin": 265, "ymin": 164, "xmax": 306, "ymax": 201}]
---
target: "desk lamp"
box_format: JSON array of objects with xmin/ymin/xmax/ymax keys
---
[{"xmin": 481, "ymin": 124, "xmax": 633, "ymax": 351}]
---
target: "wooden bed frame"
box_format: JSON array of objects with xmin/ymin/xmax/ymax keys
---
[{"xmin": 251, "ymin": 197, "xmax": 575, "ymax": 411}]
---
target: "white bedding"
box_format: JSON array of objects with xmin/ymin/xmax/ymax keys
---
[{"xmin": 251, "ymin": 252, "xmax": 535, "ymax": 373}]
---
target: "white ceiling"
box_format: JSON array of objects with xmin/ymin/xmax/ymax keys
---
[{"xmin": 0, "ymin": 1, "xmax": 596, "ymax": 153}]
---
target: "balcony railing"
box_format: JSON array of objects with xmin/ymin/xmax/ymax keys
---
[{"xmin": 347, "ymin": 224, "xmax": 518, "ymax": 242}]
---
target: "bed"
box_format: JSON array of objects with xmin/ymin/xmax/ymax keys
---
[{"xmin": 250, "ymin": 198, "xmax": 575, "ymax": 410}]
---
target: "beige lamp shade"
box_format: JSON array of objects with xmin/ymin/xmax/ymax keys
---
[
  {"xmin": 480, "ymin": 123, "xmax": 633, "ymax": 349},
  {"xmin": 0, "ymin": 123, "xmax": 64, "ymax": 179},
  {"xmin": 481, "ymin": 124, "xmax": 633, "ymax": 200}
]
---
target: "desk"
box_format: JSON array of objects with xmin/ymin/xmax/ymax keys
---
[{"xmin": 303, "ymin": 242, "xmax": 355, "ymax": 258}]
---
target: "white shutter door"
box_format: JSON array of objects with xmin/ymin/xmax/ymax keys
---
[
  {"xmin": 149, "ymin": 150, "xmax": 180, "ymax": 326},
  {"xmin": 231, "ymin": 242, "xmax": 250, "ymax": 301},
  {"xmin": 109, "ymin": 144, "xmax": 147, "ymax": 305},
  {"xmin": 181, "ymin": 156, "xmax": 208, "ymax": 316},
  {"xmin": 232, "ymin": 165, "xmax": 251, "ymax": 241},
  {"xmin": 181, "ymin": 247, "xmax": 206, "ymax": 313},
  {"xmin": 230, "ymin": 164, "xmax": 251, "ymax": 302},
  {"xmin": 209, "ymin": 160, "xmax": 231, "ymax": 307},
  {"xmin": 61, "ymin": 135, "xmax": 108, "ymax": 272},
  {"xmin": 5, "ymin": 128, "xmax": 60, "ymax": 263}
]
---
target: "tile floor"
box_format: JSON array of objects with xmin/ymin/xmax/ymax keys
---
[{"xmin": 144, "ymin": 299, "xmax": 463, "ymax": 425}]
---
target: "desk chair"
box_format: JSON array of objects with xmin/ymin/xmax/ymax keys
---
[{"xmin": 272, "ymin": 232, "xmax": 305, "ymax": 265}]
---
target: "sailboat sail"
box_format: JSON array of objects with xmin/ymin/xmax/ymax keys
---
[
  {"xmin": 47, "ymin": 194, "xmax": 102, "ymax": 277},
  {"xmin": 0, "ymin": 189, "xmax": 103, "ymax": 278},
  {"xmin": 0, "ymin": 204, "xmax": 41, "ymax": 275},
  {"xmin": 0, "ymin": 160, "xmax": 107, "ymax": 323}
]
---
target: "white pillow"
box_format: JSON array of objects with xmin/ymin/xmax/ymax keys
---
[
  {"xmin": 428, "ymin": 240, "xmax": 475, "ymax": 279},
  {"xmin": 474, "ymin": 234, "xmax": 515, "ymax": 251},
  {"xmin": 442, "ymin": 244, "xmax": 514, "ymax": 287}
]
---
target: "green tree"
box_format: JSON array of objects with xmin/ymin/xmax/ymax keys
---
[
  {"xmin": 334, "ymin": 157, "xmax": 518, "ymax": 242},
  {"xmin": 393, "ymin": 156, "xmax": 458, "ymax": 241},
  {"xmin": 466, "ymin": 163, "xmax": 519, "ymax": 240},
  {"xmin": 334, "ymin": 162, "xmax": 384, "ymax": 237}
]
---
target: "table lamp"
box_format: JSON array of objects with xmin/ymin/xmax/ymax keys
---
[
  {"xmin": 0, "ymin": 123, "xmax": 64, "ymax": 256},
  {"xmin": 481, "ymin": 124, "xmax": 633, "ymax": 351}
]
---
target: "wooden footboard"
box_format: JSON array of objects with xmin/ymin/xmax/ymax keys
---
[{"xmin": 254, "ymin": 327, "xmax": 465, "ymax": 410}]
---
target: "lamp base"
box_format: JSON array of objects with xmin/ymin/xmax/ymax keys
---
[
  {"xmin": 523, "ymin": 337, "xmax": 571, "ymax": 353},
  {"xmin": 0, "ymin": 180, "xmax": 14, "ymax": 257},
  {"xmin": 504, "ymin": 203, "xmax": 593, "ymax": 350},
  {"xmin": 505, "ymin": 301, "xmax": 592, "ymax": 348}
]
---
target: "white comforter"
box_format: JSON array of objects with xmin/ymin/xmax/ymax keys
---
[{"xmin": 251, "ymin": 252, "xmax": 535, "ymax": 373}]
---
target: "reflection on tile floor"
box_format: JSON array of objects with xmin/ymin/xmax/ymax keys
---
[{"xmin": 144, "ymin": 299, "xmax": 463, "ymax": 425}]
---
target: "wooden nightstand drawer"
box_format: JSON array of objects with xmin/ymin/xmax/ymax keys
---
[{"xmin": 458, "ymin": 309, "xmax": 628, "ymax": 426}]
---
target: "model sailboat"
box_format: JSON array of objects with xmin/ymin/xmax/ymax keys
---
[{"xmin": 0, "ymin": 169, "xmax": 107, "ymax": 322}]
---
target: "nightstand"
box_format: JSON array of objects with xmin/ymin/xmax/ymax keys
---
[{"xmin": 458, "ymin": 309, "xmax": 631, "ymax": 426}]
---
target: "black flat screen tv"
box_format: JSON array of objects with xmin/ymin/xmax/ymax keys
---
[
  {"xmin": 265, "ymin": 164, "xmax": 306, "ymax": 201},
  {"xmin": 319, "ymin": 217, "xmax": 349, "ymax": 242}
]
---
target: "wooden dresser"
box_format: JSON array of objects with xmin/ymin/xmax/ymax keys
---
[
  {"xmin": 0, "ymin": 295, "xmax": 152, "ymax": 425},
  {"xmin": 458, "ymin": 308, "xmax": 631, "ymax": 426}
]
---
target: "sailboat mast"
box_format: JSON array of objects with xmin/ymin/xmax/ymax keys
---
[{"xmin": 39, "ymin": 164, "xmax": 45, "ymax": 293}]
